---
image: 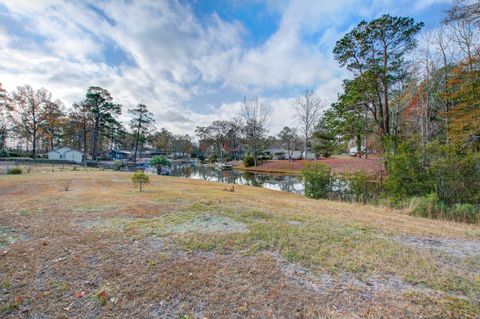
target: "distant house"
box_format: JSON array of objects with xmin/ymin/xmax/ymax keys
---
[
  {"xmin": 48, "ymin": 147, "xmax": 84, "ymax": 163},
  {"xmin": 142, "ymin": 149, "xmax": 164, "ymax": 158},
  {"xmin": 349, "ymin": 146, "xmax": 370, "ymax": 156},
  {"xmin": 263, "ymin": 148, "xmax": 288, "ymax": 160},
  {"xmin": 263, "ymin": 148, "xmax": 315, "ymax": 160},
  {"xmin": 108, "ymin": 149, "xmax": 132, "ymax": 160}
]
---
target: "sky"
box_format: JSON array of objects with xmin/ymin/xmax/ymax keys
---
[{"xmin": 0, "ymin": 0, "xmax": 451, "ymax": 136}]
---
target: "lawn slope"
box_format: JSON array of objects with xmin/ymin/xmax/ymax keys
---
[{"xmin": 1, "ymin": 171, "xmax": 479, "ymax": 318}]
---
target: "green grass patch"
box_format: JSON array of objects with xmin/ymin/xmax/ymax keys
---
[{"xmin": 0, "ymin": 226, "xmax": 16, "ymax": 249}]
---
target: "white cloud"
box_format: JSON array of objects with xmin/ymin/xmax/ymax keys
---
[{"xmin": 0, "ymin": 0, "xmax": 447, "ymax": 136}]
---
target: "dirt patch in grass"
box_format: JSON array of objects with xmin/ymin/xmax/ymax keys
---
[
  {"xmin": 168, "ymin": 215, "xmax": 248, "ymax": 234},
  {"xmin": 78, "ymin": 217, "xmax": 133, "ymax": 232},
  {"xmin": 72, "ymin": 205, "xmax": 120, "ymax": 214},
  {"xmin": 394, "ymin": 235, "xmax": 480, "ymax": 259},
  {"xmin": 80, "ymin": 214, "xmax": 247, "ymax": 237}
]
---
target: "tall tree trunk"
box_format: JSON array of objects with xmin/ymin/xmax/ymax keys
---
[
  {"xmin": 356, "ymin": 134, "xmax": 362, "ymax": 159},
  {"xmin": 92, "ymin": 113, "xmax": 100, "ymax": 161},
  {"xmin": 253, "ymin": 138, "xmax": 257, "ymax": 167},
  {"xmin": 32, "ymin": 130, "xmax": 36, "ymax": 159},
  {"xmin": 383, "ymin": 45, "xmax": 390, "ymax": 137},
  {"xmin": 83, "ymin": 122, "xmax": 88, "ymax": 164},
  {"xmin": 133, "ymin": 132, "xmax": 139, "ymax": 164},
  {"xmin": 440, "ymin": 45, "xmax": 449, "ymax": 143},
  {"xmin": 364, "ymin": 106, "xmax": 368, "ymax": 159},
  {"xmin": 304, "ymin": 131, "xmax": 308, "ymax": 160}
]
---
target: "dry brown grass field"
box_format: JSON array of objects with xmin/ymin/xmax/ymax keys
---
[{"xmin": 1, "ymin": 170, "xmax": 480, "ymax": 318}]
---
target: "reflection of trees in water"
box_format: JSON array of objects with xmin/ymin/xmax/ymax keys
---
[
  {"xmin": 170, "ymin": 164, "xmax": 193, "ymax": 178},
  {"xmin": 278, "ymin": 176, "xmax": 302, "ymax": 193},
  {"xmin": 168, "ymin": 165, "xmax": 304, "ymax": 194},
  {"xmin": 168, "ymin": 165, "xmax": 378, "ymax": 201},
  {"xmin": 242, "ymin": 172, "xmax": 268, "ymax": 187},
  {"xmin": 222, "ymin": 170, "xmax": 243, "ymax": 184}
]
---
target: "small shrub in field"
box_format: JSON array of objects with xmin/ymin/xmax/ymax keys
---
[
  {"xmin": 64, "ymin": 180, "xmax": 72, "ymax": 191},
  {"xmin": 407, "ymin": 193, "xmax": 448, "ymax": 219},
  {"xmin": 131, "ymin": 170, "xmax": 149, "ymax": 191},
  {"xmin": 449, "ymin": 204, "xmax": 479, "ymax": 224},
  {"xmin": 7, "ymin": 167, "xmax": 22, "ymax": 175},
  {"xmin": 301, "ymin": 163, "xmax": 332, "ymax": 199},
  {"xmin": 96, "ymin": 290, "xmax": 108, "ymax": 306},
  {"xmin": 243, "ymin": 154, "xmax": 255, "ymax": 167}
]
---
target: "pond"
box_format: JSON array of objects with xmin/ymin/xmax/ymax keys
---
[
  {"xmin": 167, "ymin": 164, "xmax": 305, "ymax": 194},
  {"xmin": 160, "ymin": 163, "xmax": 382, "ymax": 203}
]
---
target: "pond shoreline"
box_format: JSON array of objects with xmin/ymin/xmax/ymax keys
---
[{"xmin": 231, "ymin": 157, "xmax": 385, "ymax": 176}]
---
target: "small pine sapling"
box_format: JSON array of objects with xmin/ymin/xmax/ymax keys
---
[{"xmin": 131, "ymin": 170, "xmax": 149, "ymax": 191}]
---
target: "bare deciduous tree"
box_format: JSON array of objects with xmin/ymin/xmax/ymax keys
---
[
  {"xmin": 278, "ymin": 126, "xmax": 299, "ymax": 161},
  {"xmin": 69, "ymin": 102, "xmax": 93, "ymax": 161},
  {"xmin": 11, "ymin": 85, "xmax": 51, "ymax": 159},
  {"xmin": 196, "ymin": 120, "xmax": 231, "ymax": 161},
  {"xmin": 241, "ymin": 96, "xmax": 271, "ymax": 166},
  {"xmin": 293, "ymin": 90, "xmax": 323, "ymax": 158},
  {"xmin": 40, "ymin": 99, "xmax": 65, "ymax": 151},
  {"xmin": 434, "ymin": 28, "xmax": 454, "ymax": 141},
  {"xmin": 0, "ymin": 83, "xmax": 12, "ymax": 150},
  {"xmin": 445, "ymin": 0, "xmax": 480, "ymax": 27}
]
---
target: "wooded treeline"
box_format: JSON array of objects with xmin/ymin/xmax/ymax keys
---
[
  {"xmin": 303, "ymin": 1, "xmax": 480, "ymax": 221},
  {"xmin": 320, "ymin": 1, "xmax": 479, "ymax": 155},
  {"xmin": 0, "ymin": 85, "xmax": 194, "ymax": 162}
]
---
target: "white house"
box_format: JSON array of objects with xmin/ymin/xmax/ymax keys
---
[
  {"xmin": 264, "ymin": 148, "xmax": 316, "ymax": 160},
  {"xmin": 48, "ymin": 147, "xmax": 84, "ymax": 163},
  {"xmin": 349, "ymin": 146, "xmax": 369, "ymax": 156}
]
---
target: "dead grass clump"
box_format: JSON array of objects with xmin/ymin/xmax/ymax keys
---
[
  {"xmin": 72, "ymin": 204, "xmax": 120, "ymax": 214},
  {"xmin": 63, "ymin": 179, "xmax": 72, "ymax": 191}
]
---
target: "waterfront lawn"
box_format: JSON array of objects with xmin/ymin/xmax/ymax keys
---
[{"xmin": 1, "ymin": 171, "xmax": 479, "ymax": 318}]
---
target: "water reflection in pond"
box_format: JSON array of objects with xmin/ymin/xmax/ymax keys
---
[{"xmin": 168, "ymin": 164, "xmax": 305, "ymax": 194}]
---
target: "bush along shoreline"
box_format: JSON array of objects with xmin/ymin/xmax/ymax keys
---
[{"xmin": 301, "ymin": 141, "xmax": 480, "ymax": 224}]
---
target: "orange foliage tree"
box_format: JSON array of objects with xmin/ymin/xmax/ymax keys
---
[{"xmin": 446, "ymin": 57, "xmax": 480, "ymax": 151}]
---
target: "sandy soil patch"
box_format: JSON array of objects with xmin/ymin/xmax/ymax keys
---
[
  {"xmin": 395, "ymin": 235, "xmax": 480, "ymax": 259},
  {"xmin": 168, "ymin": 215, "xmax": 248, "ymax": 234}
]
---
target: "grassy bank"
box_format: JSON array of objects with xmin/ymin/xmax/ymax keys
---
[
  {"xmin": 1, "ymin": 171, "xmax": 479, "ymax": 318},
  {"xmin": 235, "ymin": 156, "xmax": 384, "ymax": 176}
]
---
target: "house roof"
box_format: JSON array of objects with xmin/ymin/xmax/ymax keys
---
[
  {"xmin": 110, "ymin": 149, "xmax": 132, "ymax": 154},
  {"xmin": 48, "ymin": 147, "xmax": 82, "ymax": 155}
]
